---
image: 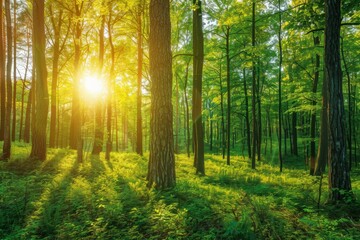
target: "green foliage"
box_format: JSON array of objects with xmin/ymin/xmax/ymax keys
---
[{"xmin": 0, "ymin": 145, "xmax": 359, "ymax": 239}]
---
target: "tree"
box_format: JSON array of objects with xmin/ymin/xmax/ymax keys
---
[
  {"xmin": 2, "ymin": 0, "xmax": 12, "ymax": 160},
  {"xmin": 136, "ymin": 0, "xmax": 143, "ymax": 156},
  {"xmin": 192, "ymin": 0, "xmax": 205, "ymax": 174},
  {"xmin": 92, "ymin": 13, "xmax": 105, "ymax": 155},
  {"xmin": 324, "ymin": 0, "xmax": 352, "ymax": 202},
  {"xmin": 147, "ymin": 0, "xmax": 175, "ymax": 189},
  {"xmin": 69, "ymin": 0, "xmax": 83, "ymax": 150},
  {"xmin": 30, "ymin": 0, "xmax": 49, "ymax": 161},
  {"xmin": 0, "ymin": 0, "xmax": 5, "ymax": 142}
]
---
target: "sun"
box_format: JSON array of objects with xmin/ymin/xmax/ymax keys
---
[{"xmin": 81, "ymin": 74, "xmax": 106, "ymax": 96}]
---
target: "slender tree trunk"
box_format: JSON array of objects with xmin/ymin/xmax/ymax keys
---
[
  {"xmin": 184, "ymin": 61, "xmax": 191, "ymax": 158},
  {"xmin": 219, "ymin": 62, "xmax": 226, "ymax": 159},
  {"xmin": 243, "ymin": 68, "xmax": 251, "ymax": 159},
  {"xmin": 147, "ymin": 0, "xmax": 176, "ymax": 189},
  {"xmin": 2, "ymin": 0, "xmax": 12, "ymax": 160},
  {"xmin": 49, "ymin": 6, "xmax": 63, "ymax": 148},
  {"xmin": 251, "ymin": 1, "xmax": 257, "ymax": 169},
  {"xmin": 24, "ymin": 83, "xmax": 32, "ymax": 143},
  {"xmin": 0, "ymin": 0, "xmax": 4, "ymax": 141},
  {"xmin": 69, "ymin": 1, "xmax": 83, "ymax": 150},
  {"xmin": 311, "ymin": 36, "xmax": 320, "ymax": 175},
  {"xmin": 30, "ymin": 0, "xmax": 49, "ymax": 161},
  {"xmin": 11, "ymin": 0, "xmax": 16, "ymax": 142},
  {"xmin": 106, "ymin": 10, "xmax": 115, "ymax": 160},
  {"xmin": 92, "ymin": 15, "xmax": 105, "ymax": 155},
  {"xmin": 19, "ymin": 29, "xmax": 30, "ymax": 141},
  {"xmin": 278, "ymin": 0, "xmax": 283, "ymax": 172},
  {"xmin": 225, "ymin": 26, "xmax": 231, "ymax": 166},
  {"xmin": 325, "ymin": 0, "xmax": 352, "ymax": 203},
  {"xmin": 136, "ymin": 3, "xmax": 143, "ymax": 156},
  {"xmin": 341, "ymin": 37, "xmax": 352, "ymax": 170}
]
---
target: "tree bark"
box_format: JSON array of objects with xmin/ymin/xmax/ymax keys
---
[
  {"xmin": 251, "ymin": 1, "xmax": 257, "ymax": 169},
  {"xmin": 147, "ymin": 0, "xmax": 175, "ymax": 189},
  {"xmin": 136, "ymin": 2, "xmax": 143, "ymax": 156},
  {"xmin": 92, "ymin": 14, "xmax": 105, "ymax": 155},
  {"xmin": 69, "ymin": 1, "xmax": 83, "ymax": 150},
  {"xmin": 310, "ymin": 36, "xmax": 320, "ymax": 175},
  {"xmin": 0, "ymin": 0, "xmax": 4, "ymax": 141},
  {"xmin": 192, "ymin": 0, "xmax": 205, "ymax": 174},
  {"xmin": 11, "ymin": 0, "xmax": 16, "ymax": 142},
  {"xmin": 49, "ymin": 6, "xmax": 63, "ymax": 148},
  {"xmin": 325, "ymin": 0, "xmax": 352, "ymax": 203},
  {"xmin": 30, "ymin": 0, "xmax": 49, "ymax": 161},
  {"xmin": 278, "ymin": 0, "xmax": 283, "ymax": 172},
  {"xmin": 243, "ymin": 68, "xmax": 251, "ymax": 159},
  {"xmin": 2, "ymin": 0, "xmax": 12, "ymax": 160},
  {"xmin": 225, "ymin": 26, "xmax": 231, "ymax": 166}
]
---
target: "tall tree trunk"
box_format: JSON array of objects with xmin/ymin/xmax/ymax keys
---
[
  {"xmin": 341, "ymin": 37, "xmax": 352, "ymax": 170},
  {"xmin": 278, "ymin": 0, "xmax": 283, "ymax": 172},
  {"xmin": 136, "ymin": 2, "xmax": 143, "ymax": 156},
  {"xmin": 147, "ymin": 0, "xmax": 176, "ymax": 189},
  {"xmin": 30, "ymin": 0, "xmax": 49, "ymax": 161},
  {"xmin": 225, "ymin": 26, "xmax": 231, "ymax": 166},
  {"xmin": 11, "ymin": 0, "xmax": 16, "ymax": 141},
  {"xmin": 106, "ymin": 9, "xmax": 115, "ymax": 160},
  {"xmin": 19, "ymin": 28, "xmax": 30, "ymax": 141},
  {"xmin": 184, "ymin": 61, "xmax": 190, "ymax": 158},
  {"xmin": 24, "ymin": 83, "xmax": 32, "ymax": 143},
  {"xmin": 219, "ymin": 62, "xmax": 226, "ymax": 159},
  {"xmin": 49, "ymin": 6, "xmax": 63, "ymax": 148},
  {"xmin": 243, "ymin": 68, "xmax": 251, "ymax": 159},
  {"xmin": 192, "ymin": 0, "xmax": 205, "ymax": 174},
  {"xmin": 69, "ymin": 1, "xmax": 83, "ymax": 150},
  {"xmin": 92, "ymin": 14, "xmax": 105, "ymax": 155},
  {"xmin": 310, "ymin": 36, "xmax": 320, "ymax": 175},
  {"xmin": 325, "ymin": 0, "xmax": 352, "ymax": 203},
  {"xmin": 0, "ymin": 0, "xmax": 4, "ymax": 141},
  {"xmin": 2, "ymin": 0, "xmax": 12, "ymax": 160},
  {"xmin": 251, "ymin": 1, "xmax": 257, "ymax": 169}
]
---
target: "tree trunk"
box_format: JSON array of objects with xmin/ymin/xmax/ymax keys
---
[
  {"xmin": 30, "ymin": 0, "xmax": 49, "ymax": 161},
  {"xmin": 192, "ymin": 0, "xmax": 205, "ymax": 174},
  {"xmin": 219, "ymin": 62, "xmax": 226, "ymax": 159},
  {"xmin": 243, "ymin": 68, "xmax": 251, "ymax": 159},
  {"xmin": 106, "ymin": 9, "xmax": 115, "ymax": 160},
  {"xmin": 225, "ymin": 26, "xmax": 231, "ymax": 166},
  {"xmin": 2, "ymin": 0, "xmax": 12, "ymax": 160},
  {"xmin": 278, "ymin": 0, "xmax": 283, "ymax": 172},
  {"xmin": 341, "ymin": 37, "xmax": 352, "ymax": 170},
  {"xmin": 136, "ymin": 3, "xmax": 143, "ymax": 156},
  {"xmin": 19, "ymin": 28, "xmax": 30, "ymax": 141},
  {"xmin": 24, "ymin": 83, "xmax": 32, "ymax": 143},
  {"xmin": 69, "ymin": 1, "xmax": 83, "ymax": 150},
  {"xmin": 49, "ymin": 6, "xmax": 63, "ymax": 148},
  {"xmin": 310, "ymin": 36, "xmax": 320, "ymax": 175},
  {"xmin": 251, "ymin": 1, "xmax": 257, "ymax": 169},
  {"xmin": 92, "ymin": 15, "xmax": 105, "ymax": 155},
  {"xmin": 184, "ymin": 61, "xmax": 190, "ymax": 158},
  {"xmin": 147, "ymin": 0, "xmax": 175, "ymax": 189},
  {"xmin": 0, "ymin": 0, "xmax": 4, "ymax": 141},
  {"xmin": 11, "ymin": 0, "xmax": 16, "ymax": 142},
  {"xmin": 325, "ymin": 0, "xmax": 352, "ymax": 203}
]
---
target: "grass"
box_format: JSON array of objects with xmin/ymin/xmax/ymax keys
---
[{"xmin": 0, "ymin": 143, "xmax": 359, "ymax": 239}]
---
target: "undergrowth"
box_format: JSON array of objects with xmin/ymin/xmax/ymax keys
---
[{"xmin": 0, "ymin": 143, "xmax": 359, "ymax": 239}]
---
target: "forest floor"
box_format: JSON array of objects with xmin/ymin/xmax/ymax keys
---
[{"xmin": 1, "ymin": 143, "xmax": 360, "ymax": 239}]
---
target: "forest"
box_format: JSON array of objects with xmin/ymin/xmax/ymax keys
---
[{"xmin": 1, "ymin": 0, "xmax": 360, "ymax": 239}]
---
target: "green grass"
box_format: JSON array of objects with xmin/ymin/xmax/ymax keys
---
[{"xmin": 1, "ymin": 143, "xmax": 359, "ymax": 239}]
